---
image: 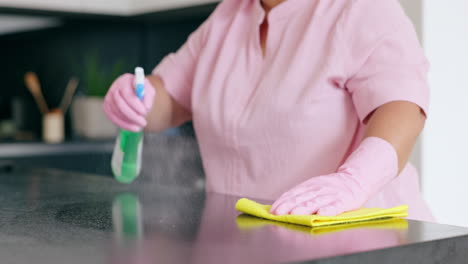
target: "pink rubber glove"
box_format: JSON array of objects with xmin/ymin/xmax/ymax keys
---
[
  {"xmin": 270, "ymin": 137, "xmax": 398, "ymax": 216},
  {"xmin": 103, "ymin": 73, "xmax": 156, "ymax": 132}
]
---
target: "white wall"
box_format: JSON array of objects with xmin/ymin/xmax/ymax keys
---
[
  {"xmin": 0, "ymin": 0, "xmax": 81, "ymax": 12},
  {"xmin": 398, "ymin": 0, "xmax": 468, "ymax": 227},
  {"xmin": 82, "ymin": 0, "xmax": 131, "ymax": 15},
  {"xmin": 131, "ymin": 0, "xmax": 219, "ymax": 14},
  {"xmin": 421, "ymin": 0, "xmax": 468, "ymax": 226},
  {"xmin": 0, "ymin": 15, "xmax": 60, "ymax": 36},
  {"xmin": 399, "ymin": 0, "xmax": 423, "ymax": 39},
  {"xmin": 398, "ymin": 0, "xmax": 424, "ymax": 172},
  {"xmin": 0, "ymin": 0, "xmax": 221, "ymax": 15}
]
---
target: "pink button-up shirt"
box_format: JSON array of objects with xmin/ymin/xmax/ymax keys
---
[{"xmin": 154, "ymin": 0, "xmax": 433, "ymax": 221}]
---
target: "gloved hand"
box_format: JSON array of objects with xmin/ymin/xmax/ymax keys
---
[
  {"xmin": 270, "ymin": 137, "xmax": 398, "ymax": 216},
  {"xmin": 103, "ymin": 73, "xmax": 156, "ymax": 132}
]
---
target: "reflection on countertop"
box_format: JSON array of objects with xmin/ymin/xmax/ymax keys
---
[{"xmin": 0, "ymin": 169, "xmax": 467, "ymax": 264}]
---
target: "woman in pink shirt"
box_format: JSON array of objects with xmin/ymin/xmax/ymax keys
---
[{"xmin": 104, "ymin": 0, "xmax": 434, "ymax": 221}]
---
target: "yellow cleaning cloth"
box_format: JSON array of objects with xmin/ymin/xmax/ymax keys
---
[
  {"xmin": 235, "ymin": 198, "xmax": 408, "ymax": 228},
  {"xmin": 236, "ymin": 214, "xmax": 408, "ymax": 235}
]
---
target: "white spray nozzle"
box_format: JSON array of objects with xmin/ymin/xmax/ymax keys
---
[
  {"xmin": 134, "ymin": 67, "xmax": 145, "ymax": 86},
  {"xmin": 134, "ymin": 67, "xmax": 145, "ymax": 101}
]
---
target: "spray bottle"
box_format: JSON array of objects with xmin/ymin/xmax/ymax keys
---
[{"xmin": 111, "ymin": 67, "xmax": 145, "ymax": 184}]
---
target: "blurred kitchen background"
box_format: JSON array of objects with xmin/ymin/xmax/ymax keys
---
[{"xmin": 0, "ymin": 0, "xmax": 466, "ymax": 227}]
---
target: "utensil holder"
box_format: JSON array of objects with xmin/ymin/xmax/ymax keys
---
[{"xmin": 43, "ymin": 110, "xmax": 64, "ymax": 143}]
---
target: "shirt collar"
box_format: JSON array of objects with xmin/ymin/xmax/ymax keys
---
[{"xmin": 251, "ymin": 0, "xmax": 311, "ymax": 24}]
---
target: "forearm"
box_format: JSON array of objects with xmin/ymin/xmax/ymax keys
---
[
  {"xmin": 144, "ymin": 75, "xmax": 192, "ymax": 132},
  {"xmin": 364, "ymin": 101, "xmax": 426, "ymax": 172}
]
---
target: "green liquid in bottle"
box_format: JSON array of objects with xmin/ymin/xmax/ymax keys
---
[{"xmin": 112, "ymin": 130, "xmax": 143, "ymax": 184}]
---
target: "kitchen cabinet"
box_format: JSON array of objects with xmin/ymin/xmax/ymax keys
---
[
  {"xmin": 0, "ymin": 141, "xmax": 114, "ymax": 175},
  {"xmin": 0, "ymin": 134, "xmax": 203, "ymax": 187},
  {"xmin": 0, "ymin": 0, "xmax": 220, "ymax": 15}
]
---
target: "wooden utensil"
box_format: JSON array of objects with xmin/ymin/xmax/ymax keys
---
[
  {"xmin": 24, "ymin": 72, "xmax": 49, "ymax": 114},
  {"xmin": 59, "ymin": 77, "xmax": 79, "ymax": 113}
]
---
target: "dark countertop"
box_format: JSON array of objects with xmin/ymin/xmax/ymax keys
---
[{"xmin": 0, "ymin": 168, "xmax": 467, "ymax": 264}]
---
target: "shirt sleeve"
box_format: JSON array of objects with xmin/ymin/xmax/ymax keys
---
[
  {"xmin": 152, "ymin": 18, "xmax": 211, "ymax": 112},
  {"xmin": 343, "ymin": 0, "xmax": 430, "ymax": 122}
]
